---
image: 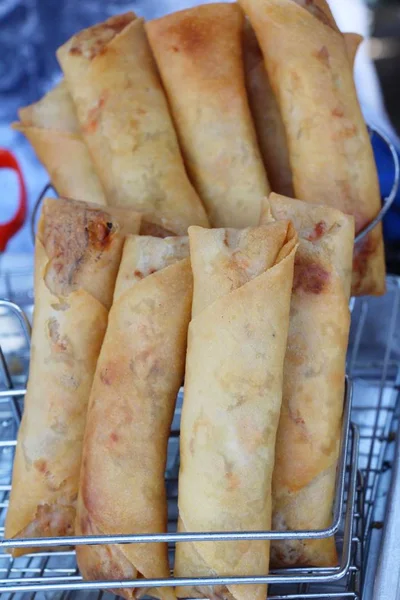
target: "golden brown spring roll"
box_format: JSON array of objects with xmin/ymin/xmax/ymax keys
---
[
  {"xmin": 76, "ymin": 235, "xmax": 192, "ymax": 600},
  {"xmin": 57, "ymin": 13, "xmax": 208, "ymax": 234},
  {"xmin": 13, "ymin": 82, "xmax": 107, "ymax": 205},
  {"xmin": 146, "ymin": 4, "xmax": 270, "ymax": 228},
  {"xmin": 243, "ymin": 22, "xmax": 362, "ymax": 198},
  {"xmin": 261, "ymin": 193, "xmax": 354, "ymax": 567},
  {"xmin": 5, "ymin": 198, "xmax": 141, "ymax": 556},
  {"xmin": 175, "ymin": 224, "xmax": 297, "ymax": 600},
  {"xmin": 243, "ymin": 21, "xmax": 293, "ymax": 197},
  {"xmin": 240, "ymin": 0, "xmax": 385, "ymax": 296}
]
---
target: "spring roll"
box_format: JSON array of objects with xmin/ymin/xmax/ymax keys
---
[
  {"xmin": 57, "ymin": 13, "xmax": 208, "ymax": 234},
  {"xmin": 146, "ymin": 4, "xmax": 270, "ymax": 228},
  {"xmin": 243, "ymin": 22, "xmax": 361, "ymax": 199},
  {"xmin": 13, "ymin": 82, "xmax": 107, "ymax": 205},
  {"xmin": 243, "ymin": 21, "xmax": 293, "ymax": 197},
  {"xmin": 76, "ymin": 235, "xmax": 192, "ymax": 600},
  {"xmin": 240, "ymin": 0, "xmax": 385, "ymax": 296},
  {"xmin": 5, "ymin": 198, "xmax": 141, "ymax": 557},
  {"xmin": 175, "ymin": 224, "xmax": 297, "ymax": 600},
  {"xmin": 261, "ymin": 193, "xmax": 354, "ymax": 567}
]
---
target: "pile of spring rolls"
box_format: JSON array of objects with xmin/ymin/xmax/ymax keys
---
[{"xmin": 6, "ymin": 1, "xmax": 384, "ymax": 599}]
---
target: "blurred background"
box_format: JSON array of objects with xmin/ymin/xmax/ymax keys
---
[{"xmin": 0, "ymin": 0, "xmax": 400, "ymax": 288}]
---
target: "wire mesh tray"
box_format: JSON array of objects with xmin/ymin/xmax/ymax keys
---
[
  {"xmin": 0, "ymin": 288, "xmax": 399, "ymax": 600},
  {"xmin": 0, "ymin": 297, "xmax": 359, "ymax": 596},
  {"xmin": 0, "ymin": 275, "xmax": 399, "ymax": 599}
]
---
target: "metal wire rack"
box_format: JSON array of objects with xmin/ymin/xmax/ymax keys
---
[
  {"xmin": 0, "ymin": 294, "xmax": 358, "ymax": 594},
  {"xmin": 0, "ymin": 276, "xmax": 398, "ymax": 599},
  {"xmin": 0, "ymin": 119, "xmax": 399, "ymax": 596}
]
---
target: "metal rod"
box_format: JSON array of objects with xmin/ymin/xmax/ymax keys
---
[
  {"xmin": 0, "ymin": 375, "xmax": 353, "ymax": 549},
  {"xmin": 0, "ymin": 429, "xmax": 358, "ymax": 592},
  {"xmin": 355, "ymin": 126, "xmax": 400, "ymax": 244}
]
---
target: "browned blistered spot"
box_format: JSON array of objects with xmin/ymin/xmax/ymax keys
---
[
  {"xmin": 69, "ymin": 47, "xmax": 83, "ymax": 56},
  {"xmin": 34, "ymin": 459, "xmax": 48, "ymax": 474},
  {"xmin": 86, "ymin": 216, "xmax": 113, "ymax": 250},
  {"xmin": 166, "ymin": 15, "xmax": 209, "ymax": 57},
  {"xmin": 332, "ymin": 106, "xmax": 345, "ymax": 118},
  {"xmin": 293, "ymin": 257, "xmax": 330, "ymax": 295},
  {"xmin": 306, "ymin": 220, "xmax": 327, "ymax": 242},
  {"xmin": 48, "ymin": 318, "xmax": 70, "ymax": 353},
  {"xmin": 133, "ymin": 267, "xmax": 157, "ymax": 280},
  {"xmin": 69, "ymin": 13, "xmax": 134, "ymax": 60},
  {"xmin": 332, "ymin": 125, "xmax": 358, "ymax": 141},
  {"xmin": 314, "ymin": 45, "xmax": 330, "ymax": 67},
  {"xmin": 83, "ymin": 93, "xmax": 108, "ymax": 134}
]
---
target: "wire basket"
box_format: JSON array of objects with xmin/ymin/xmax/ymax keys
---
[
  {"xmin": 0, "ymin": 276, "xmax": 398, "ymax": 598},
  {"xmin": 0, "ymin": 295, "xmax": 358, "ymax": 597},
  {"xmin": 0, "ymin": 122, "xmax": 398, "ymax": 598}
]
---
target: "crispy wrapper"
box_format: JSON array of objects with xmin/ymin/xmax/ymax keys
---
[
  {"xmin": 57, "ymin": 13, "xmax": 208, "ymax": 234},
  {"xmin": 14, "ymin": 82, "xmax": 107, "ymax": 205},
  {"xmin": 261, "ymin": 193, "xmax": 354, "ymax": 567},
  {"xmin": 5, "ymin": 198, "xmax": 141, "ymax": 556},
  {"xmin": 76, "ymin": 235, "xmax": 193, "ymax": 600},
  {"xmin": 243, "ymin": 22, "xmax": 362, "ymax": 198},
  {"xmin": 175, "ymin": 224, "xmax": 298, "ymax": 600},
  {"xmin": 240, "ymin": 0, "xmax": 385, "ymax": 296},
  {"xmin": 243, "ymin": 21, "xmax": 293, "ymax": 197},
  {"xmin": 146, "ymin": 4, "xmax": 270, "ymax": 228}
]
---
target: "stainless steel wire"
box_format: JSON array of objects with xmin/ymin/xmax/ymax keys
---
[{"xmin": 0, "ymin": 276, "xmax": 399, "ymax": 599}]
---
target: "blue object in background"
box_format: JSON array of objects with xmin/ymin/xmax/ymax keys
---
[{"xmin": 372, "ymin": 133, "xmax": 400, "ymax": 243}]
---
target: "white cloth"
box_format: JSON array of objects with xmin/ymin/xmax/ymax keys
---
[{"xmin": 328, "ymin": 0, "xmax": 400, "ymax": 147}]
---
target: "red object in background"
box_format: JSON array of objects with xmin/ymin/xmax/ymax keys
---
[{"xmin": 0, "ymin": 149, "xmax": 27, "ymax": 252}]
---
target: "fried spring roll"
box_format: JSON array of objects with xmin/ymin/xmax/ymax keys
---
[
  {"xmin": 261, "ymin": 193, "xmax": 354, "ymax": 567},
  {"xmin": 57, "ymin": 13, "xmax": 208, "ymax": 234},
  {"xmin": 146, "ymin": 4, "xmax": 270, "ymax": 228},
  {"xmin": 175, "ymin": 224, "xmax": 297, "ymax": 600},
  {"xmin": 240, "ymin": 0, "xmax": 385, "ymax": 296},
  {"xmin": 5, "ymin": 198, "xmax": 141, "ymax": 556},
  {"xmin": 13, "ymin": 82, "xmax": 107, "ymax": 205},
  {"xmin": 243, "ymin": 21, "xmax": 293, "ymax": 197},
  {"xmin": 76, "ymin": 236, "xmax": 192, "ymax": 600},
  {"xmin": 243, "ymin": 22, "xmax": 362, "ymax": 198}
]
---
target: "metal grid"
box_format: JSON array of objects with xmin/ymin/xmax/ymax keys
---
[
  {"xmin": 0, "ymin": 276, "xmax": 399, "ymax": 599},
  {"xmin": 0, "ymin": 297, "xmax": 358, "ymax": 595}
]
